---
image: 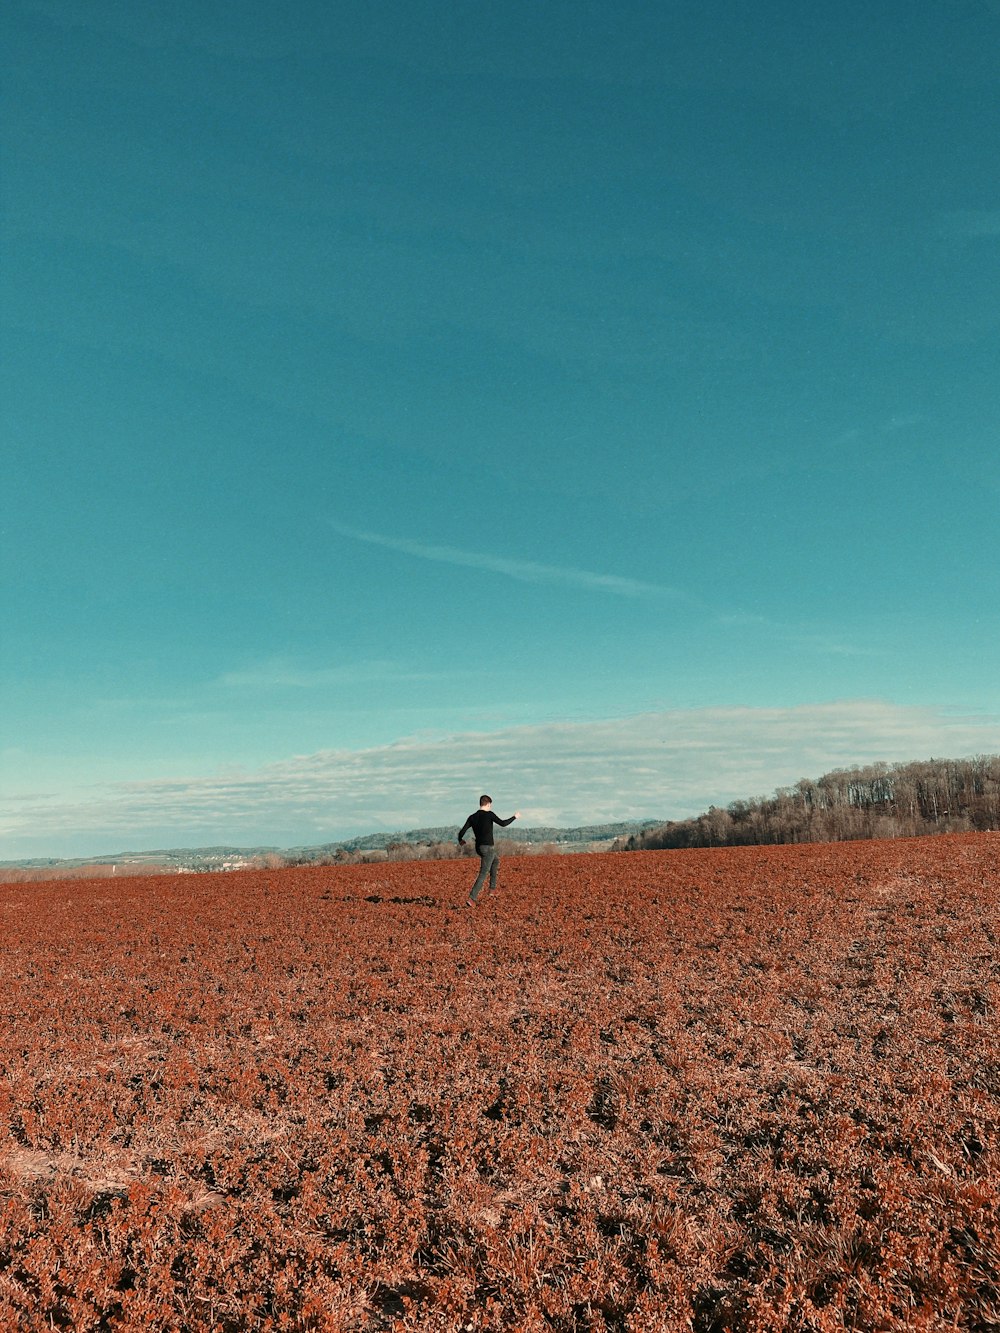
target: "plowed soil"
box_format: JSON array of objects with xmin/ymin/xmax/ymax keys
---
[{"xmin": 1, "ymin": 833, "xmax": 997, "ymax": 1331}]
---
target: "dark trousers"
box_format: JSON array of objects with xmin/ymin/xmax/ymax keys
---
[{"xmin": 470, "ymin": 844, "xmax": 499, "ymax": 901}]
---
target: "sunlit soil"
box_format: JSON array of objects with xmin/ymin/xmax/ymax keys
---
[{"xmin": 1, "ymin": 833, "xmax": 997, "ymax": 1331}]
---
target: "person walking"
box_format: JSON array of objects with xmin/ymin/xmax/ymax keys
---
[{"xmin": 458, "ymin": 795, "xmax": 520, "ymax": 906}]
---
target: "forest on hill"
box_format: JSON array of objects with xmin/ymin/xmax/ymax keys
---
[{"xmin": 616, "ymin": 755, "xmax": 1000, "ymax": 851}]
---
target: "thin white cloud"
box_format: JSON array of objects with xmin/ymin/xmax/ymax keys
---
[
  {"xmin": 329, "ymin": 521, "xmax": 681, "ymax": 599},
  {"xmin": 712, "ymin": 613, "xmax": 882, "ymax": 659},
  {"xmin": 881, "ymin": 412, "xmax": 925, "ymax": 434},
  {"xmin": 784, "ymin": 633, "xmax": 885, "ymax": 659},
  {"xmin": 3, "ymin": 701, "xmax": 999, "ymax": 857},
  {"xmin": 215, "ymin": 658, "xmax": 454, "ymax": 690},
  {"xmin": 939, "ymin": 209, "xmax": 1000, "ymax": 237}
]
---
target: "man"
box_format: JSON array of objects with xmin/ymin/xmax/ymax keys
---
[{"xmin": 458, "ymin": 795, "xmax": 520, "ymax": 906}]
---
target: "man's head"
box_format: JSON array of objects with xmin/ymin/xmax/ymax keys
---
[{"xmin": 479, "ymin": 795, "xmax": 492, "ymax": 809}]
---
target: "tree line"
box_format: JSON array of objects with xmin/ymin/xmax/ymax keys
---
[{"xmin": 615, "ymin": 756, "xmax": 1000, "ymax": 852}]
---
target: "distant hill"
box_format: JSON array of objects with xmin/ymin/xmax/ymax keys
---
[
  {"xmin": 0, "ymin": 845, "xmax": 282, "ymax": 873},
  {"xmin": 0, "ymin": 821, "xmax": 659, "ymax": 875},
  {"xmin": 289, "ymin": 821, "xmax": 656, "ymax": 858},
  {"xmin": 616, "ymin": 756, "xmax": 1000, "ymax": 852}
]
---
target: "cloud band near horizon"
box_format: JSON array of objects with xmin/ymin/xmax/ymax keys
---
[{"xmin": 3, "ymin": 701, "xmax": 1000, "ymax": 859}]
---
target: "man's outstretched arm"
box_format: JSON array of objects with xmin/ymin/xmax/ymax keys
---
[{"xmin": 494, "ymin": 811, "xmax": 521, "ymax": 828}]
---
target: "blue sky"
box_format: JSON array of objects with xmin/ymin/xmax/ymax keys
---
[{"xmin": 3, "ymin": 0, "xmax": 1000, "ymax": 857}]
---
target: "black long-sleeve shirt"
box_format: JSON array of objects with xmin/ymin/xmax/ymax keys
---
[{"xmin": 458, "ymin": 809, "xmax": 516, "ymax": 847}]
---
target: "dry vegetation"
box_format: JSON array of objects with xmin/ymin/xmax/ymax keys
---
[
  {"xmin": 0, "ymin": 834, "xmax": 997, "ymax": 1331},
  {"xmin": 0, "ymin": 864, "xmax": 176, "ymax": 884}
]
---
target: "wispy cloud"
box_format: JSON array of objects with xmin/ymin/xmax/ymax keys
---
[
  {"xmin": 784, "ymin": 632, "xmax": 885, "ymax": 659},
  {"xmin": 888, "ymin": 414, "xmax": 924, "ymax": 434},
  {"xmin": 329, "ymin": 521, "xmax": 681, "ymax": 599},
  {"xmin": 939, "ymin": 209, "xmax": 1000, "ymax": 238},
  {"xmin": 214, "ymin": 658, "xmax": 453, "ymax": 690},
  {"xmin": 712, "ymin": 613, "xmax": 883, "ymax": 659},
  {"xmin": 4, "ymin": 702, "xmax": 999, "ymax": 857}
]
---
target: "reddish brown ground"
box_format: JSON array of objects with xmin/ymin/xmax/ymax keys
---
[{"xmin": 0, "ymin": 834, "xmax": 997, "ymax": 1332}]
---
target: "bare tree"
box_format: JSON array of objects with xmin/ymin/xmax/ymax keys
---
[{"xmin": 619, "ymin": 756, "xmax": 1000, "ymax": 852}]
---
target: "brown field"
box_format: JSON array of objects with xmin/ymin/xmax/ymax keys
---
[{"xmin": 0, "ymin": 834, "xmax": 997, "ymax": 1331}]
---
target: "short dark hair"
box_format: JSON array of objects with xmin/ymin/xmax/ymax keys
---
[{"xmin": 479, "ymin": 794, "xmax": 492, "ymax": 807}]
